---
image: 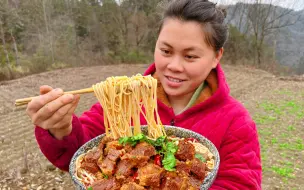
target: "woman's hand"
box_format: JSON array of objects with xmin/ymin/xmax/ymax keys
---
[{"xmin": 26, "ymin": 85, "xmax": 80, "ymax": 140}]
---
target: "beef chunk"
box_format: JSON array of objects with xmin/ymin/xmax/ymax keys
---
[
  {"xmin": 104, "ymin": 140, "xmax": 123, "ymax": 155},
  {"xmin": 176, "ymin": 160, "xmax": 191, "ymax": 175},
  {"xmin": 116, "ymin": 159, "xmax": 136, "ymax": 177},
  {"xmin": 190, "ymin": 158, "xmax": 206, "ymax": 180},
  {"xmin": 121, "ymin": 153, "xmax": 149, "ymax": 167},
  {"xmin": 160, "ymin": 172, "xmax": 190, "ymax": 190},
  {"xmin": 93, "ymin": 137, "xmax": 114, "ymax": 165},
  {"xmin": 84, "ymin": 148, "xmax": 103, "ymax": 163},
  {"xmin": 138, "ymin": 163, "xmax": 165, "ymax": 187},
  {"xmin": 98, "ymin": 136, "xmax": 114, "ymax": 150},
  {"xmin": 175, "ymin": 140, "xmax": 195, "ymax": 161},
  {"xmin": 99, "ymin": 148, "xmax": 123, "ymax": 176},
  {"xmin": 80, "ymin": 162, "xmax": 99, "ymax": 174},
  {"xmin": 130, "ymin": 142, "xmax": 156, "ymax": 157},
  {"xmin": 100, "ymin": 157, "xmax": 116, "ymax": 176},
  {"xmin": 116, "ymin": 154, "xmax": 150, "ymax": 178},
  {"xmin": 124, "ymin": 144, "xmax": 133, "ymax": 153},
  {"xmin": 121, "ymin": 182, "xmax": 146, "ymax": 190},
  {"xmin": 91, "ymin": 178, "xmax": 121, "ymax": 190},
  {"xmin": 107, "ymin": 148, "xmax": 122, "ymax": 162}
]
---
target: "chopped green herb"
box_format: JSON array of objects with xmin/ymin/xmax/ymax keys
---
[
  {"xmin": 118, "ymin": 133, "xmax": 146, "ymax": 146},
  {"xmin": 165, "ymin": 141, "xmax": 178, "ymax": 153},
  {"xmin": 161, "ymin": 141, "xmax": 178, "ymax": 171},
  {"xmin": 103, "ymin": 173, "xmax": 109, "ymax": 179},
  {"xmin": 151, "ymin": 136, "xmax": 166, "ymax": 147},
  {"xmin": 133, "ymin": 133, "xmax": 145, "ymax": 140},
  {"xmin": 162, "ymin": 152, "xmax": 176, "ymax": 171},
  {"xmin": 195, "ymin": 153, "xmax": 206, "ymax": 163},
  {"xmin": 87, "ymin": 187, "xmax": 93, "ymax": 190}
]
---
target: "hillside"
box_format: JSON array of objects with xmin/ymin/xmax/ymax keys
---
[{"xmin": 226, "ymin": 3, "xmax": 304, "ymax": 69}]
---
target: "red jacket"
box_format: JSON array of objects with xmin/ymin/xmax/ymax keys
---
[{"xmin": 35, "ymin": 63, "xmax": 262, "ymax": 189}]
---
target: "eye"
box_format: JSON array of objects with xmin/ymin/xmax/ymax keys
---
[
  {"xmin": 185, "ymin": 55, "xmax": 197, "ymax": 59},
  {"xmin": 161, "ymin": 49, "xmax": 171, "ymax": 55}
]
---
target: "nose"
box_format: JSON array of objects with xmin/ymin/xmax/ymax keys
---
[{"xmin": 167, "ymin": 55, "xmax": 184, "ymax": 72}]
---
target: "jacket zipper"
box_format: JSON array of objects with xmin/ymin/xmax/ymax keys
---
[{"xmin": 170, "ymin": 119, "xmax": 175, "ymax": 126}]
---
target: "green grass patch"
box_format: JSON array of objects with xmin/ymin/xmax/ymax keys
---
[
  {"xmin": 259, "ymin": 102, "xmax": 284, "ymax": 115},
  {"xmin": 254, "ymin": 114, "xmax": 277, "ymax": 124},
  {"xmin": 278, "ymin": 141, "xmax": 304, "ymax": 151},
  {"xmin": 280, "ymin": 152, "xmax": 287, "ymax": 158},
  {"xmin": 255, "ymin": 100, "xmax": 304, "ymax": 122},
  {"xmin": 258, "ymin": 128, "xmax": 272, "ymax": 136},
  {"xmin": 280, "ymin": 133, "xmax": 288, "ymax": 138},
  {"xmin": 287, "ymin": 125, "xmax": 296, "ymax": 131},
  {"xmin": 271, "ymin": 165, "xmax": 295, "ymax": 178},
  {"xmin": 271, "ymin": 138, "xmax": 278, "ymax": 144},
  {"xmin": 297, "ymin": 111, "xmax": 304, "ymax": 119}
]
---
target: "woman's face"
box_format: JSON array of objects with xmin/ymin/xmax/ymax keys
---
[{"xmin": 154, "ymin": 18, "xmax": 223, "ymax": 99}]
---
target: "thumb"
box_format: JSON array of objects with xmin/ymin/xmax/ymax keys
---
[{"xmin": 39, "ymin": 85, "xmax": 54, "ymax": 95}]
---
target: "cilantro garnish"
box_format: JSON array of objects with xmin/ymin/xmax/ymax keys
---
[{"xmin": 118, "ymin": 133, "xmax": 146, "ymax": 146}]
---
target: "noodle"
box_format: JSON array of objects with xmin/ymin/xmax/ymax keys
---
[{"xmin": 92, "ymin": 74, "xmax": 165, "ymax": 139}]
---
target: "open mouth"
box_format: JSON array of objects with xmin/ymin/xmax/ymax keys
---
[{"xmin": 166, "ymin": 76, "xmax": 185, "ymax": 83}]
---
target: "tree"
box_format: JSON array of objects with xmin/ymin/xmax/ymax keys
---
[
  {"xmin": 247, "ymin": 0, "xmax": 303, "ymax": 65},
  {"xmin": 297, "ymin": 56, "xmax": 304, "ymax": 75}
]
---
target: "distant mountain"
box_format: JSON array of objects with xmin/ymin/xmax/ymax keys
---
[
  {"xmin": 225, "ymin": 3, "xmax": 304, "ymax": 68},
  {"xmin": 276, "ymin": 10, "xmax": 304, "ymax": 67}
]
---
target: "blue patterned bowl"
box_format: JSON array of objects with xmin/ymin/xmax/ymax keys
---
[{"xmin": 69, "ymin": 125, "xmax": 220, "ymax": 190}]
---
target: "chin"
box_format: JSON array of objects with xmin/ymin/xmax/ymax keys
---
[{"xmin": 163, "ymin": 88, "xmax": 184, "ymax": 97}]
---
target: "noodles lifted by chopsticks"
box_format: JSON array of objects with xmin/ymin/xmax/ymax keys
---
[{"xmin": 92, "ymin": 74, "xmax": 165, "ymax": 139}]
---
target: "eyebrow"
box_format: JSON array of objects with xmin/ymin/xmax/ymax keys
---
[
  {"xmin": 160, "ymin": 41, "xmax": 202, "ymax": 52},
  {"xmin": 161, "ymin": 42, "xmax": 173, "ymax": 48}
]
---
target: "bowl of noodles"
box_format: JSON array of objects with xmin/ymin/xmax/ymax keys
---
[
  {"xmin": 69, "ymin": 125, "xmax": 220, "ymax": 190},
  {"xmin": 69, "ymin": 74, "xmax": 219, "ymax": 189}
]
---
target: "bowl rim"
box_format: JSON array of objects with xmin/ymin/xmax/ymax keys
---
[{"xmin": 69, "ymin": 125, "xmax": 220, "ymax": 189}]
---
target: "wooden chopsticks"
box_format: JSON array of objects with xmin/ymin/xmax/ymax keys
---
[{"xmin": 15, "ymin": 87, "xmax": 94, "ymax": 107}]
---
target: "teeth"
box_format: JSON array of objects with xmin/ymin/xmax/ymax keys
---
[{"xmin": 168, "ymin": 77, "xmax": 182, "ymax": 83}]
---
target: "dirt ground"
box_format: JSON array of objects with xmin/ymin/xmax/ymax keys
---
[{"xmin": 0, "ymin": 64, "xmax": 303, "ymax": 190}]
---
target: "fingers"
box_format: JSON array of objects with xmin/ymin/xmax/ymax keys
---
[
  {"xmin": 53, "ymin": 113, "xmax": 73, "ymax": 130},
  {"xmin": 40, "ymin": 85, "xmax": 53, "ymax": 95},
  {"xmin": 40, "ymin": 95, "xmax": 80, "ymax": 128},
  {"xmin": 26, "ymin": 84, "xmax": 81, "ymax": 133},
  {"xmin": 32, "ymin": 93, "xmax": 75, "ymax": 125},
  {"xmin": 26, "ymin": 88, "xmax": 64, "ymax": 116},
  {"xmin": 53, "ymin": 95, "xmax": 80, "ymax": 129}
]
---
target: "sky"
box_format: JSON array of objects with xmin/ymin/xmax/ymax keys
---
[{"xmin": 210, "ymin": 0, "xmax": 304, "ymax": 11}]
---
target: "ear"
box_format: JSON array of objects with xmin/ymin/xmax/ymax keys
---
[{"xmin": 212, "ymin": 47, "xmax": 224, "ymax": 68}]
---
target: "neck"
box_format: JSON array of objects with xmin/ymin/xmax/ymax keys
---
[{"xmin": 168, "ymin": 92, "xmax": 194, "ymax": 115}]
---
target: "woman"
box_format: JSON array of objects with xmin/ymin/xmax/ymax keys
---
[{"xmin": 27, "ymin": 0, "xmax": 262, "ymax": 189}]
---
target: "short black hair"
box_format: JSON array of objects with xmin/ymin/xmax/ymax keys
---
[{"xmin": 158, "ymin": 0, "xmax": 228, "ymax": 52}]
